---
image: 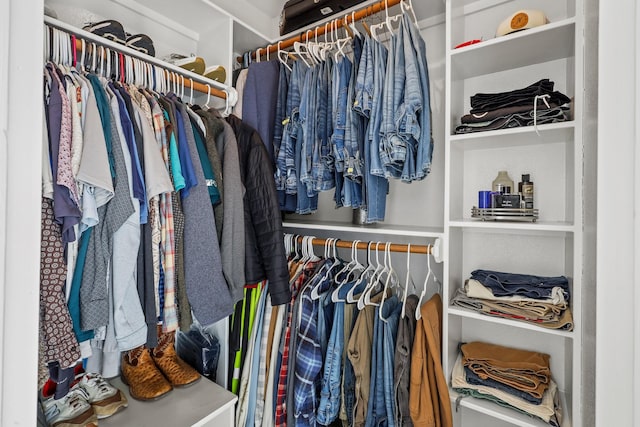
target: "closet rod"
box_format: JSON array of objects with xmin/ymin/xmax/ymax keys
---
[
  {"xmin": 237, "ymin": 0, "xmax": 402, "ymax": 63},
  {"xmin": 44, "ymin": 16, "xmax": 235, "ymax": 101},
  {"xmin": 293, "ymin": 235, "xmax": 435, "ymax": 255}
]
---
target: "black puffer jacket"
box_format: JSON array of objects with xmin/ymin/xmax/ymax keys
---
[{"xmin": 226, "ymin": 115, "xmax": 291, "ymax": 306}]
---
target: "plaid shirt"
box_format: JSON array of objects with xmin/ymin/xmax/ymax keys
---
[
  {"xmin": 275, "ymin": 260, "xmax": 319, "ymax": 427},
  {"xmin": 293, "ymin": 277, "xmax": 324, "ymax": 426},
  {"xmin": 144, "ymin": 96, "xmax": 178, "ymax": 331}
]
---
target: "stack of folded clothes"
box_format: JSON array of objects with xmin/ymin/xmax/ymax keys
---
[
  {"xmin": 451, "ymin": 269, "xmax": 574, "ymax": 331},
  {"xmin": 452, "ymin": 341, "xmax": 562, "ymax": 426},
  {"xmin": 455, "ymin": 79, "xmax": 572, "ymax": 134}
]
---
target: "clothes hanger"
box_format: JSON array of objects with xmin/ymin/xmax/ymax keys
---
[
  {"xmin": 203, "ymin": 84, "xmax": 211, "ymax": 108},
  {"xmin": 400, "ymin": 244, "xmax": 415, "ymax": 319},
  {"xmin": 402, "ymin": 0, "xmax": 419, "ymax": 25},
  {"xmin": 378, "ymin": 242, "xmax": 400, "ymax": 320},
  {"xmin": 357, "ymin": 242, "xmax": 386, "ymax": 310},
  {"xmin": 416, "ymin": 244, "xmax": 433, "ymax": 321},
  {"xmin": 277, "ymin": 41, "xmax": 293, "ymax": 72},
  {"xmin": 349, "ymin": 11, "xmax": 361, "ymax": 38},
  {"xmin": 332, "ymin": 240, "xmax": 364, "ymax": 302},
  {"xmin": 360, "ymin": 242, "xmax": 391, "ymax": 309},
  {"xmin": 346, "ymin": 241, "xmax": 375, "ymax": 304},
  {"xmin": 311, "ymin": 238, "xmax": 343, "ymax": 300}
]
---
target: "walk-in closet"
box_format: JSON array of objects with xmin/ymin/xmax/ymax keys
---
[{"xmin": 0, "ymin": 0, "xmax": 637, "ymax": 426}]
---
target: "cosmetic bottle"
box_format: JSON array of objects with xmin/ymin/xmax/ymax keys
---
[
  {"xmin": 492, "ymin": 171, "xmax": 514, "ymax": 194},
  {"xmin": 520, "ymin": 174, "xmax": 534, "ymax": 209}
]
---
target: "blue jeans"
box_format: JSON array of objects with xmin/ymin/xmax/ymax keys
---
[
  {"xmin": 274, "ymin": 63, "xmax": 294, "ymax": 211},
  {"xmin": 312, "ymin": 59, "xmax": 336, "ymax": 192},
  {"xmin": 343, "ymin": 54, "xmax": 363, "ymax": 208},
  {"xmin": 464, "ymin": 367, "xmax": 543, "ymax": 404},
  {"xmin": 381, "ymin": 296, "xmax": 402, "ymax": 427},
  {"xmin": 331, "ymin": 58, "xmax": 353, "ymax": 209},
  {"xmin": 317, "ymin": 283, "xmax": 353, "ymax": 425},
  {"xmin": 470, "ymin": 269, "xmax": 570, "ymax": 300},
  {"xmin": 403, "ymin": 13, "xmax": 434, "ymax": 181},
  {"xmin": 291, "ymin": 62, "xmax": 318, "ymax": 214},
  {"xmin": 379, "ymin": 23, "xmax": 409, "ymax": 181},
  {"xmin": 365, "ymin": 306, "xmax": 381, "ymax": 427},
  {"xmin": 354, "ymin": 36, "xmax": 374, "ymax": 119},
  {"xmin": 369, "ymin": 39, "xmax": 388, "ymax": 179}
]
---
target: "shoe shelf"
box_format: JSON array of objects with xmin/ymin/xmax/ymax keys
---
[
  {"xmin": 447, "ymin": 306, "xmax": 575, "ymax": 339},
  {"xmin": 450, "ymin": 389, "xmax": 571, "ymax": 427},
  {"xmin": 100, "ymin": 376, "xmax": 237, "ymax": 427}
]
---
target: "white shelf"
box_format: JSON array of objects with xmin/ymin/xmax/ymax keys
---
[
  {"xmin": 101, "ymin": 376, "xmax": 237, "ymax": 427},
  {"xmin": 450, "ymin": 18, "xmax": 576, "ymax": 80},
  {"xmin": 448, "ymin": 306, "xmax": 574, "ymax": 339},
  {"xmin": 283, "ymin": 220, "xmax": 444, "ymax": 239},
  {"xmin": 450, "ymin": 389, "xmax": 570, "ymax": 427},
  {"xmin": 448, "ymin": 220, "xmax": 575, "ymax": 233},
  {"xmin": 449, "ymin": 122, "xmax": 576, "ymax": 150}
]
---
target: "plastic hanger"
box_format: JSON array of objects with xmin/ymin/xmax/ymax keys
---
[
  {"xmin": 346, "ymin": 241, "xmax": 376, "ymax": 303},
  {"xmin": 332, "ymin": 240, "xmax": 364, "ymax": 302},
  {"xmin": 400, "ymin": 244, "xmax": 415, "ymax": 319},
  {"xmin": 349, "ymin": 11, "xmax": 361, "ymax": 38},
  {"xmin": 204, "ymin": 84, "xmax": 212, "ymax": 108},
  {"xmin": 311, "ymin": 238, "xmax": 343, "ymax": 300},
  {"xmin": 378, "ymin": 243, "xmax": 400, "ymax": 320},
  {"xmin": 416, "ymin": 244, "xmax": 436, "ymax": 321},
  {"xmin": 277, "ymin": 41, "xmax": 293, "ymax": 72},
  {"xmin": 357, "ymin": 242, "xmax": 386, "ymax": 310},
  {"xmin": 188, "ymin": 78, "xmax": 194, "ymax": 105},
  {"xmin": 402, "ymin": 0, "xmax": 419, "ymax": 25},
  {"xmin": 292, "ymin": 41, "xmax": 311, "ymax": 68}
]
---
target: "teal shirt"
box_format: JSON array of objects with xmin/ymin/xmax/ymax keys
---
[
  {"xmin": 164, "ymin": 110, "xmax": 186, "ymax": 191},
  {"xmin": 191, "ymin": 121, "xmax": 220, "ymax": 206}
]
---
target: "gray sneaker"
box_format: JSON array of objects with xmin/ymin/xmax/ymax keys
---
[{"xmin": 42, "ymin": 386, "xmax": 98, "ymax": 427}]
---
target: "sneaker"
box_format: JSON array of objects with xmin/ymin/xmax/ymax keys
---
[
  {"xmin": 42, "ymin": 386, "xmax": 98, "ymax": 427},
  {"xmin": 77, "ymin": 373, "xmax": 128, "ymax": 419},
  {"xmin": 203, "ymin": 65, "xmax": 226, "ymax": 83},
  {"xmin": 126, "ymin": 34, "xmax": 156, "ymax": 57},
  {"xmin": 164, "ymin": 53, "xmax": 206, "ymax": 75},
  {"xmin": 83, "ymin": 20, "xmax": 127, "ymax": 45}
]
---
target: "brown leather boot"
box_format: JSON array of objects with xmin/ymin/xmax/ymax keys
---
[
  {"xmin": 151, "ymin": 327, "xmax": 201, "ymax": 388},
  {"xmin": 121, "ymin": 345, "xmax": 172, "ymax": 401}
]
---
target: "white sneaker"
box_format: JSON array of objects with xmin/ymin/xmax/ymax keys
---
[
  {"xmin": 77, "ymin": 373, "xmax": 128, "ymax": 419},
  {"xmin": 42, "ymin": 386, "xmax": 98, "ymax": 427}
]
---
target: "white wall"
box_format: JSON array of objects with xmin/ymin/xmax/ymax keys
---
[
  {"xmin": 0, "ymin": 1, "xmax": 44, "ymax": 426},
  {"xmin": 596, "ymin": 1, "xmax": 640, "ymax": 426}
]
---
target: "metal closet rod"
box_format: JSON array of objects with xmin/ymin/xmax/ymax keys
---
[
  {"xmin": 292, "ymin": 235, "xmax": 434, "ymax": 255},
  {"xmin": 238, "ymin": 0, "xmax": 402, "ymax": 63},
  {"xmin": 44, "ymin": 17, "xmax": 231, "ymax": 100}
]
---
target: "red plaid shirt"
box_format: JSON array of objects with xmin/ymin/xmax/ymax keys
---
[{"xmin": 274, "ymin": 260, "xmax": 318, "ymax": 426}]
